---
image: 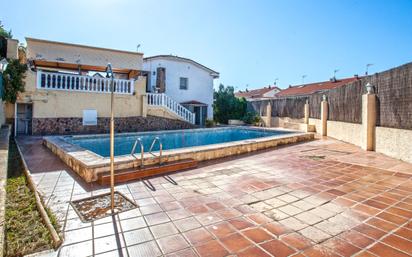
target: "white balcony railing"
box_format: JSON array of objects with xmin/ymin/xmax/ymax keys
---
[
  {"xmin": 147, "ymin": 93, "xmax": 195, "ymax": 124},
  {"xmin": 37, "ymin": 70, "xmax": 134, "ymax": 94}
]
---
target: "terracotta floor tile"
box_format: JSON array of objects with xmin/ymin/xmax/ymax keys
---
[
  {"xmin": 206, "ymin": 202, "xmax": 226, "ymax": 211},
  {"xmin": 364, "ymin": 199, "xmax": 389, "ymax": 210},
  {"xmin": 228, "ymin": 217, "xmax": 255, "ymax": 231},
  {"xmin": 353, "ymin": 203, "xmax": 381, "ymax": 216},
  {"xmin": 187, "ymin": 204, "xmax": 210, "ymax": 214},
  {"xmin": 157, "ymin": 234, "xmax": 190, "ymax": 254},
  {"xmin": 260, "ymin": 239, "xmax": 296, "ymax": 257},
  {"xmin": 242, "ymin": 227, "xmax": 272, "ymax": 243},
  {"xmin": 368, "ymin": 242, "xmax": 410, "ymax": 257},
  {"xmin": 394, "ymin": 227, "xmax": 412, "ymax": 241},
  {"xmin": 377, "ymin": 211, "xmax": 408, "ymax": 225},
  {"xmin": 302, "ymin": 245, "xmax": 341, "ymax": 257},
  {"xmin": 338, "ymin": 230, "xmax": 374, "ymax": 248},
  {"xmin": 299, "ymin": 226, "xmax": 331, "ymax": 243},
  {"xmin": 216, "ymin": 208, "xmax": 242, "ymax": 220},
  {"xmin": 386, "ymin": 206, "xmax": 412, "ymax": 219},
  {"xmin": 353, "ymin": 223, "xmax": 386, "ymax": 240},
  {"xmin": 280, "ymin": 232, "xmax": 313, "ymax": 250},
  {"xmin": 183, "ymin": 227, "xmax": 214, "ymax": 246},
  {"xmin": 237, "ymin": 246, "xmax": 271, "ymax": 257},
  {"xmin": 195, "ymin": 240, "xmax": 229, "ymax": 257},
  {"xmin": 382, "ymin": 234, "xmax": 412, "ymax": 255},
  {"xmin": 221, "ymin": 232, "xmax": 252, "ymax": 253},
  {"xmin": 263, "ymin": 221, "xmax": 291, "ymax": 236},
  {"xmin": 322, "ymin": 237, "xmax": 361, "ymax": 257},
  {"xmin": 207, "ymin": 221, "xmax": 235, "ymax": 238},
  {"xmin": 366, "ymin": 218, "xmax": 398, "ymax": 232}
]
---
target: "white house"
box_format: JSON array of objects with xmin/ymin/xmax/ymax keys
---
[{"xmin": 143, "ymin": 55, "xmax": 219, "ymax": 126}]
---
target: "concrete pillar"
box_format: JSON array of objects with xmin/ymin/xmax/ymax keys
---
[
  {"xmin": 304, "ymin": 101, "xmax": 309, "ymax": 124},
  {"xmin": 320, "ymin": 96, "xmax": 328, "ymax": 136},
  {"xmin": 265, "ymin": 102, "xmax": 272, "ymax": 127},
  {"xmin": 361, "ymin": 84, "xmax": 376, "ymax": 151},
  {"xmin": 141, "ymin": 94, "xmax": 147, "ymax": 117}
]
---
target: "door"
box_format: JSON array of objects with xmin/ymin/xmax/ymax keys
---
[
  {"xmin": 16, "ymin": 103, "xmax": 33, "ymax": 135},
  {"xmin": 194, "ymin": 106, "xmax": 201, "ymax": 125}
]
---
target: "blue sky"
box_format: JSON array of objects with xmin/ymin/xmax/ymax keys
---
[{"xmin": 2, "ymin": 0, "xmax": 412, "ymax": 90}]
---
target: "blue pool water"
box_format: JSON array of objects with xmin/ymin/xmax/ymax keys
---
[{"xmin": 63, "ymin": 127, "xmax": 294, "ymax": 157}]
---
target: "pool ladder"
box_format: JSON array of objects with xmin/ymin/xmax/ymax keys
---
[
  {"xmin": 131, "ymin": 138, "xmax": 144, "ymax": 168},
  {"xmin": 149, "ymin": 137, "xmax": 163, "ymax": 165}
]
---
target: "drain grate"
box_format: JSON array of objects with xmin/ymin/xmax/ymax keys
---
[{"xmin": 71, "ymin": 192, "xmax": 137, "ymax": 222}]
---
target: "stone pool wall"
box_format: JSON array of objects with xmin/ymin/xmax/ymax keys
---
[
  {"xmin": 43, "ymin": 131, "xmax": 315, "ymax": 182},
  {"xmin": 32, "ymin": 115, "xmax": 195, "ymax": 135}
]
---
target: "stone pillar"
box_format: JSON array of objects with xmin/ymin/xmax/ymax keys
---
[
  {"xmin": 141, "ymin": 94, "xmax": 147, "ymax": 117},
  {"xmin": 320, "ymin": 95, "xmax": 328, "ymax": 136},
  {"xmin": 265, "ymin": 102, "xmax": 272, "ymax": 127},
  {"xmin": 361, "ymin": 83, "xmax": 376, "ymax": 151},
  {"xmin": 304, "ymin": 101, "xmax": 309, "ymax": 124}
]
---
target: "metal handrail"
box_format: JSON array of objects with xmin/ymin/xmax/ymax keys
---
[
  {"xmin": 149, "ymin": 136, "xmax": 163, "ymax": 165},
  {"xmin": 131, "ymin": 137, "xmax": 144, "ymax": 168}
]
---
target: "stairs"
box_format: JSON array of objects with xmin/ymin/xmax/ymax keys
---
[
  {"xmin": 147, "ymin": 93, "xmax": 195, "ymax": 124},
  {"xmin": 97, "ymin": 158, "xmax": 198, "ymax": 185}
]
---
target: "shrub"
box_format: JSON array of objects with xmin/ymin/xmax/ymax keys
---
[
  {"xmin": 205, "ymin": 119, "xmax": 215, "ymax": 127},
  {"xmin": 2, "ymin": 59, "xmax": 27, "ymax": 103},
  {"xmin": 242, "ymin": 111, "xmax": 261, "ymax": 125},
  {"xmin": 213, "ymin": 84, "xmax": 247, "ymax": 124}
]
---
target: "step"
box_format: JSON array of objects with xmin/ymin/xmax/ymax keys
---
[{"xmin": 97, "ymin": 158, "xmax": 198, "ymax": 185}]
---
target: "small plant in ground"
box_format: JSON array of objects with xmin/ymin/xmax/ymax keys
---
[{"xmin": 5, "ymin": 138, "xmax": 59, "ymax": 257}]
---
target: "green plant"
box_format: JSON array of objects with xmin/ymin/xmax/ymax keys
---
[
  {"xmin": 205, "ymin": 119, "xmax": 215, "ymax": 127},
  {"xmin": 213, "ymin": 84, "xmax": 247, "ymax": 124},
  {"xmin": 242, "ymin": 111, "xmax": 261, "ymax": 124},
  {"xmin": 0, "ymin": 21, "xmax": 12, "ymax": 38},
  {"xmin": 2, "ymin": 59, "xmax": 27, "ymax": 103}
]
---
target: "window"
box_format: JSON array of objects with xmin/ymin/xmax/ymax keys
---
[{"xmin": 180, "ymin": 77, "xmax": 188, "ymax": 90}]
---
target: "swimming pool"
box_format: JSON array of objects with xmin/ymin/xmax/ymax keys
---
[
  {"xmin": 43, "ymin": 127, "xmax": 314, "ymax": 182},
  {"xmin": 63, "ymin": 127, "xmax": 294, "ymax": 157}
]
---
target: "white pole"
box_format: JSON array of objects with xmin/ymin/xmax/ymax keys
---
[{"xmin": 107, "ymin": 63, "xmax": 115, "ymax": 212}]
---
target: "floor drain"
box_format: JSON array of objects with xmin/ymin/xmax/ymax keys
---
[{"xmin": 71, "ymin": 192, "xmax": 137, "ymax": 222}]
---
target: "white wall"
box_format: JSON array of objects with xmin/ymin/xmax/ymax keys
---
[{"xmin": 143, "ymin": 58, "xmax": 215, "ymax": 119}]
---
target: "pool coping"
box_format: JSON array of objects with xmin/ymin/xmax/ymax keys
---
[{"xmin": 43, "ymin": 126, "xmax": 315, "ymax": 182}]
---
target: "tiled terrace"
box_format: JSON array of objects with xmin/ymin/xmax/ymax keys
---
[{"xmin": 17, "ymin": 137, "xmax": 412, "ymax": 257}]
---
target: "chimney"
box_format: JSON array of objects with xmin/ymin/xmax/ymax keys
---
[{"xmin": 354, "ymin": 74, "xmax": 359, "ymax": 79}]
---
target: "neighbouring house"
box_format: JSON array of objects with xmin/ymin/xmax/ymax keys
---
[
  {"xmin": 235, "ymin": 85, "xmax": 281, "ymax": 100},
  {"xmin": 143, "ymin": 55, "xmax": 219, "ymax": 126},
  {"xmin": 275, "ymin": 76, "xmax": 360, "ymax": 97},
  {"xmin": 4, "ymin": 38, "xmax": 196, "ymax": 136}
]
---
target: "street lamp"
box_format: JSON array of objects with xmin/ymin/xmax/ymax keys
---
[{"xmin": 105, "ymin": 63, "xmax": 116, "ymax": 213}]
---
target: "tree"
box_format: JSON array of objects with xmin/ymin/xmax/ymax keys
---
[
  {"xmin": 0, "ymin": 21, "xmax": 12, "ymax": 38},
  {"xmin": 213, "ymin": 84, "xmax": 247, "ymax": 124},
  {"xmin": 2, "ymin": 59, "xmax": 27, "ymax": 103}
]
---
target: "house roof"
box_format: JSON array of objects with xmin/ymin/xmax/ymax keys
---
[
  {"xmin": 235, "ymin": 86, "xmax": 281, "ymax": 99},
  {"xmin": 144, "ymin": 55, "xmax": 219, "ymax": 78},
  {"xmin": 276, "ymin": 77, "xmax": 361, "ymax": 97},
  {"xmin": 26, "ymin": 37, "xmax": 143, "ymax": 71}
]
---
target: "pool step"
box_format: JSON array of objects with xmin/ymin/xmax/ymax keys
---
[{"xmin": 97, "ymin": 158, "xmax": 198, "ymax": 185}]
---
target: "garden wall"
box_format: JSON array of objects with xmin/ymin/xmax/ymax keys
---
[{"xmin": 248, "ymin": 62, "xmax": 412, "ymax": 163}]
